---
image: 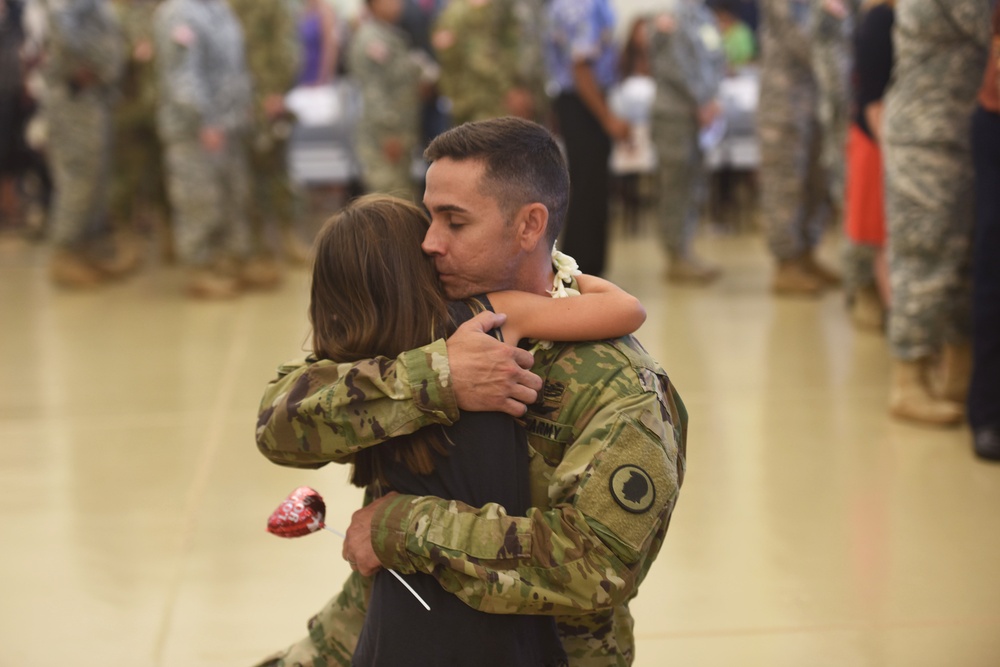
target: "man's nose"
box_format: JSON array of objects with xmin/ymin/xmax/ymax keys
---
[{"xmin": 422, "ymin": 222, "xmax": 444, "ymax": 256}]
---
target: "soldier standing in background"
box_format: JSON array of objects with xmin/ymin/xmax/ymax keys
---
[
  {"xmin": 757, "ymin": 0, "xmax": 840, "ymax": 296},
  {"xmin": 347, "ymin": 0, "xmax": 421, "ymax": 198},
  {"xmin": 432, "ymin": 0, "xmax": 536, "ymax": 126},
  {"xmin": 809, "ymin": 0, "xmax": 855, "ymax": 217},
  {"xmin": 882, "ymin": 0, "xmax": 991, "ymax": 425},
  {"xmin": 153, "ymin": 0, "xmax": 255, "ymax": 298},
  {"xmin": 647, "ymin": 0, "xmax": 726, "ymax": 285},
  {"xmin": 230, "ymin": 0, "xmax": 309, "ymax": 273},
  {"xmin": 40, "ymin": 0, "xmax": 126, "ymax": 288},
  {"xmin": 109, "ymin": 0, "xmax": 169, "ymax": 268}
]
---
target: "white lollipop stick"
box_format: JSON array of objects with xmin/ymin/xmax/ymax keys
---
[{"xmin": 323, "ymin": 524, "xmax": 431, "ymax": 611}]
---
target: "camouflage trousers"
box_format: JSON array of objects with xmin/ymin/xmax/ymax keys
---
[
  {"xmin": 162, "ymin": 132, "xmax": 251, "ymax": 267},
  {"xmin": 254, "ymin": 571, "xmax": 370, "ymax": 667},
  {"xmin": 884, "ymin": 142, "xmax": 974, "ymax": 360},
  {"xmin": 46, "ymin": 87, "xmax": 113, "ymax": 249},
  {"xmin": 841, "ymin": 240, "xmax": 878, "ymax": 296},
  {"xmin": 810, "ymin": 27, "xmax": 851, "ymax": 209},
  {"xmin": 652, "ymin": 113, "xmax": 705, "ymax": 258},
  {"xmin": 110, "ymin": 119, "xmax": 169, "ymax": 231},
  {"xmin": 757, "ymin": 76, "xmax": 832, "ymax": 261},
  {"xmin": 246, "ymin": 131, "xmax": 299, "ymax": 251},
  {"xmin": 356, "ymin": 133, "xmax": 415, "ymax": 200}
]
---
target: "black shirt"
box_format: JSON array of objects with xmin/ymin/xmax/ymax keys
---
[
  {"xmin": 853, "ymin": 4, "xmax": 895, "ymax": 140},
  {"xmin": 351, "ymin": 297, "xmax": 567, "ymax": 667}
]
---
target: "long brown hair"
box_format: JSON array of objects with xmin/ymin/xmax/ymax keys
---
[{"xmin": 310, "ymin": 194, "xmax": 453, "ymax": 488}]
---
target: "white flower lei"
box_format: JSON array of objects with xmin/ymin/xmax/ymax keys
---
[{"xmin": 531, "ymin": 246, "xmax": 582, "ymax": 351}]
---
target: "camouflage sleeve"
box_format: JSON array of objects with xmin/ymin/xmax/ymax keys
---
[
  {"xmin": 233, "ymin": 0, "xmax": 300, "ymax": 100},
  {"xmin": 347, "ymin": 25, "xmax": 414, "ymax": 139},
  {"xmin": 256, "ymin": 339, "xmax": 460, "ymax": 468},
  {"xmin": 154, "ymin": 10, "xmax": 217, "ymax": 128},
  {"xmin": 764, "ymin": 0, "xmax": 811, "ymax": 65},
  {"xmin": 370, "ymin": 370, "xmax": 687, "ymax": 616},
  {"xmin": 946, "ymin": 0, "xmax": 992, "ymax": 48},
  {"xmin": 650, "ymin": 11, "xmax": 722, "ymax": 110}
]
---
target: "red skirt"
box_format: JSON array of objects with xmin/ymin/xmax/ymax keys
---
[{"xmin": 844, "ymin": 123, "xmax": 886, "ymax": 246}]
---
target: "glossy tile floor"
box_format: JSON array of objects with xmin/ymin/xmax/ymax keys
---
[{"xmin": 2, "ymin": 219, "xmax": 999, "ymax": 667}]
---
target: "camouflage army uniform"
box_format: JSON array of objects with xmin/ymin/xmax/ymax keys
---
[
  {"xmin": 882, "ymin": 0, "xmax": 991, "ymax": 361},
  {"xmin": 433, "ymin": 0, "xmax": 525, "ymax": 125},
  {"xmin": 254, "ymin": 308, "xmax": 688, "ymax": 666},
  {"xmin": 153, "ymin": 0, "xmax": 253, "ymax": 268},
  {"xmin": 228, "ymin": 0, "xmax": 299, "ymax": 255},
  {"xmin": 39, "ymin": 0, "xmax": 124, "ymax": 252},
  {"xmin": 647, "ymin": 1, "xmax": 725, "ymax": 260},
  {"xmin": 347, "ymin": 15, "xmax": 420, "ymax": 198},
  {"xmin": 109, "ymin": 0, "xmax": 169, "ymax": 236},
  {"xmin": 757, "ymin": 0, "xmax": 831, "ymax": 262},
  {"xmin": 809, "ymin": 0, "xmax": 855, "ymax": 212}
]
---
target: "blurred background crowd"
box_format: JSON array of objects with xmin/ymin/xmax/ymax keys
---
[{"xmin": 0, "ymin": 0, "xmax": 996, "ymax": 455}]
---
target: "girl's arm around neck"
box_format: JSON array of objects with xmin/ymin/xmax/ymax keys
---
[{"xmin": 488, "ymin": 275, "xmax": 646, "ymax": 345}]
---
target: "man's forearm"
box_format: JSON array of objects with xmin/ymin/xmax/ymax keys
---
[{"xmin": 256, "ymin": 340, "xmax": 459, "ymax": 468}]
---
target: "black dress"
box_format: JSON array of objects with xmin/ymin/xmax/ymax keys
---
[{"xmin": 351, "ymin": 298, "xmax": 567, "ymax": 667}]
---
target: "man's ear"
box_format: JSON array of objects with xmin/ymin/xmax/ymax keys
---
[{"xmin": 516, "ymin": 203, "xmax": 549, "ymax": 252}]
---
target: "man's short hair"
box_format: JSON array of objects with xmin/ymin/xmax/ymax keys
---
[{"xmin": 424, "ymin": 117, "xmax": 570, "ymax": 245}]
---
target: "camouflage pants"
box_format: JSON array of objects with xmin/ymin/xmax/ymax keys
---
[
  {"xmin": 884, "ymin": 142, "xmax": 974, "ymax": 360},
  {"xmin": 246, "ymin": 131, "xmax": 299, "ymax": 250},
  {"xmin": 162, "ymin": 132, "xmax": 251, "ymax": 267},
  {"xmin": 46, "ymin": 88, "xmax": 113, "ymax": 249},
  {"xmin": 110, "ymin": 119, "xmax": 169, "ymax": 230},
  {"xmin": 652, "ymin": 113, "xmax": 704, "ymax": 257},
  {"xmin": 758, "ymin": 76, "xmax": 832, "ymax": 261},
  {"xmin": 810, "ymin": 22, "xmax": 852, "ymax": 209},
  {"xmin": 842, "ymin": 241, "xmax": 878, "ymax": 296},
  {"xmin": 254, "ymin": 571, "xmax": 370, "ymax": 667},
  {"xmin": 356, "ymin": 134, "xmax": 415, "ymax": 200}
]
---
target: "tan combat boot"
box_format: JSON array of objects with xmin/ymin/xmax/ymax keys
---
[
  {"xmin": 240, "ymin": 255, "xmax": 283, "ymax": 290},
  {"xmin": 666, "ymin": 253, "xmax": 721, "ymax": 285},
  {"xmin": 50, "ymin": 249, "xmax": 104, "ymax": 288},
  {"xmin": 889, "ymin": 358, "xmax": 963, "ymax": 426},
  {"xmin": 849, "ymin": 287, "xmax": 885, "ymax": 332},
  {"xmin": 803, "ymin": 251, "xmax": 842, "ymax": 287},
  {"xmin": 772, "ymin": 257, "xmax": 824, "ymax": 296},
  {"xmin": 931, "ymin": 343, "xmax": 972, "ymax": 403},
  {"xmin": 95, "ymin": 232, "xmax": 142, "ymax": 279},
  {"xmin": 185, "ymin": 267, "xmax": 241, "ymax": 299},
  {"xmin": 282, "ymin": 227, "xmax": 312, "ymax": 267}
]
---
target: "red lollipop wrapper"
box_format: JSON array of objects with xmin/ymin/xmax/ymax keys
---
[{"xmin": 267, "ymin": 486, "xmax": 326, "ymax": 538}]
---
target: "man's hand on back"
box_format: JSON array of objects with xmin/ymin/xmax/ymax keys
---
[{"xmin": 446, "ymin": 311, "xmax": 542, "ymax": 417}]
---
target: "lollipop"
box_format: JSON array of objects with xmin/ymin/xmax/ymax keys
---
[{"xmin": 267, "ymin": 487, "xmax": 430, "ymax": 611}]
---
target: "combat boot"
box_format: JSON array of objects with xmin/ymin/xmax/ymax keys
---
[
  {"xmin": 186, "ymin": 267, "xmax": 241, "ymax": 299},
  {"xmin": 95, "ymin": 232, "xmax": 142, "ymax": 279},
  {"xmin": 849, "ymin": 287, "xmax": 885, "ymax": 332},
  {"xmin": 772, "ymin": 257, "xmax": 824, "ymax": 296},
  {"xmin": 666, "ymin": 253, "xmax": 721, "ymax": 285},
  {"xmin": 930, "ymin": 343, "xmax": 972, "ymax": 403},
  {"xmin": 889, "ymin": 358, "xmax": 963, "ymax": 426},
  {"xmin": 282, "ymin": 227, "xmax": 312, "ymax": 267},
  {"xmin": 50, "ymin": 249, "xmax": 104, "ymax": 288},
  {"xmin": 240, "ymin": 255, "xmax": 283, "ymax": 290},
  {"xmin": 803, "ymin": 251, "xmax": 842, "ymax": 287}
]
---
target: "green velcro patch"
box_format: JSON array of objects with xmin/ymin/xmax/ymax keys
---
[{"xmin": 576, "ymin": 414, "xmax": 675, "ymax": 557}]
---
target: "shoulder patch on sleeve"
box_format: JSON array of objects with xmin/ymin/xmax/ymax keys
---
[{"xmin": 576, "ymin": 413, "xmax": 677, "ymax": 557}]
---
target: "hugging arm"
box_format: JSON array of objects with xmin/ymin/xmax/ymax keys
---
[{"xmin": 256, "ymin": 313, "xmax": 541, "ymax": 467}]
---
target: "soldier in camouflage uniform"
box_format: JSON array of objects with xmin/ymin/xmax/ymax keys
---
[
  {"xmin": 153, "ymin": 0, "xmax": 254, "ymax": 298},
  {"xmin": 432, "ymin": 0, "xmax": 538, "ymax": 126},
  {"xmin": 757, "ymin": 0, "xmax": 840, "ymax": 296},
  {"xmin": 809, "ymin": 0, "xmax": 855, "ymax": 213},
  {"xmin": 253, "ymin": 117, "xmax": 687, "ymax": 667},
  {"xmin": 647, "ymin": 1, "xmax": 726, "ymax": 285},
  {"xmin": 109, "ymin": 0, "xmax": 169, "ymax": 268},
  {"xmin": 229, "ymin": 0, "xmax": 307, "ymax": 276},
  {"xmin": 40, "ymin": 0, "xmax": 125, "ymax": 288},
  {"xmin": 882, "ymin": 0, "xmax": 991, "ymax": 425},
  {"xmin": 347, "ymin": 0, "xmax": 421, "ymax": 199}
]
